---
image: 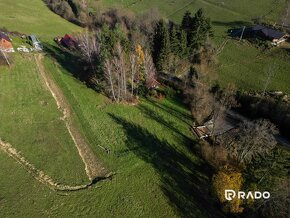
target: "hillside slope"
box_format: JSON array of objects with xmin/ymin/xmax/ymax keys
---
[
  {"xmin": 0, "ymin": 0, "xmax": 81, "ymax": 37},
  {"xmin": 0, "ymin": 1, "xmax": 219, "ymax": 217}
]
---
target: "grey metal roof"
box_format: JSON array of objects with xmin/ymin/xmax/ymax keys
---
[
  {"xmin": 28, "ymin": 35, "xmax": 39, "ymax": 43},
  {"xmin": 252, "ymin": 25, "xmax": 285, "ymax": 39}
]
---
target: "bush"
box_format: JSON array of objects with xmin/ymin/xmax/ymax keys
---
[
  {"xmin": 163, "ymin": 87, "xmax": 176, "ymax": 98},
  {"xmin": 199, "ymin": 141, "xmax": 230, "ymax": 169},
  {"xmin": 212, "ymin": 165, "xmax": 244, "ymax": 214}
]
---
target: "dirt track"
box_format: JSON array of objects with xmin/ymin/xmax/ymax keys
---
[
  {"xmin": 0, "ymin": 138, "xmax": 92, "ymax": 191},
  {"xmin": 35, "ymin": 54, "xmax": 108, "ymax": 181}
]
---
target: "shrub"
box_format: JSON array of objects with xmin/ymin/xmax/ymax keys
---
[
  {"xmin": 199, "ymin": 141, "xmax": 230, "ymax": 169},
  {"xmin": 212, "ymin": 165, "xmax": 244, "ymax": 214}
]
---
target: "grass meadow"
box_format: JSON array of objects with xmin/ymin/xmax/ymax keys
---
[
  {"xmin": 0, "ymin": 2, "xmax": 215, "ymax": 217},
  {"xmin": 0, "ymin": 53, "xmax": 216, "ymax": 217},
  {"xmin": 0, "ymin": 54, "xmax": 88, "ymax": 184},
  {"xmin": 0, "ymin": 0, "xmax": 289, "ymax": 217},
  {"xmin": 0, "ymin": 0, "xmax": 81, "ymax": 38}
]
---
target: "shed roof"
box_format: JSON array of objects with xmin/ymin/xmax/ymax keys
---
[
  {"xmin": 252, "ymin": 25, "xmax": 285, "ymax": 39},
  {"xmin": 28, "ymin": 35, "xmax": 39, "ymax": 43}
]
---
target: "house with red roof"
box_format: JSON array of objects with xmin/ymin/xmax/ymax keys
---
[
  {"xmin": 0, "ymin": 32, "xmax": 14, "ymax": 52},
  {"xmin": 60, "ymin": 34, "xmax": 78, "ymax": 48}
]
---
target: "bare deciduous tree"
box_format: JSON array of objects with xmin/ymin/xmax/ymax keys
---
[
  {"xmin": 129, "ymin": 53, "xmax": 137, "ymax": 96},
  {"xmin": 77, "ymin": 30, "xmax": 100, "ymax": 73},
  {"xmin": 104, "ymin": 43, "xmax": 158, "ymax": 102},
  {"xmin": 104, "ymin": 60, "xmax": 116, "ymax": 101},
  {"xmin": 187, "ymin": 82, "xmax": 214, "ymax": 125},
  {"xmin": 113, "ymin": 42, "xmax": 127, "ymax": 101},
  {"xmin": 104, "ymin": 42, "xmax": 132, "ymax": 102},
  {"xmin": 221, "ymin": 119, "xmax": 278, "ymax": 164},
  {"xmin": 212, "ymin": 83, "xmax": 237, "ymax": 136},
  {"xmin": 144, "ymin": 50, "xmax": 157, "ymax": 88}
]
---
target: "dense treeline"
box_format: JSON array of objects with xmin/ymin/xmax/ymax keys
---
[
  {"xmin": 153, "ymin": 9, "xmax": 214, "ymax": 74},
  {"xmin": 55, "ymin": 7, "xmax": 215, "ymax": 103},
  {"xmin": 74, "ymin": 14, "xmax": 160, "ymax": 102}
]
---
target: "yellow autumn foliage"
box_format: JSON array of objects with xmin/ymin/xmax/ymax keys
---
[
  {"xmin": 135, "ymin": 44, "xmax": 145, "ymax": 82},
  {"xmin": 136, "ymin": 44, "xmax": 145, "ymax": 65},
  {"xmin": 212, "ymin": 165, "xmax": 244, "ymax": 214}
]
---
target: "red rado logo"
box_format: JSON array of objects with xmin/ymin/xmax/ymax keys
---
[{"xmin": 225, "ymin": 190, "xmax": 271, "ymax": 201}]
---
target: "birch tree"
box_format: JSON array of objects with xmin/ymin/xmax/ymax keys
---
[
  {"xmin": 104, "ymin": 42, "xmax": 131, "ymax": 102},
  {"xmin": 144, "ymin": 50, "xmax": 157, "ymax": 88},
  {"xmin": 104, "ymin": 60, "xmax": 116, "ymax": 101},
  {"xmin": 77, "ymin": 30, "xmax": 100, "ymax": 72},
  {"xmin": 129, "ymin": 53, "xmax": 137, "ymax": 96}
]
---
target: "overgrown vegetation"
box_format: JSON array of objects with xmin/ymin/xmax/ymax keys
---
[{"xmin": 49, "ymin": 7, "xmax": 214, "ymax": 104}]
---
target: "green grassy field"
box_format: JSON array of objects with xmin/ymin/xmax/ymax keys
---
[
  {"xmin": 0, "ymin": 54, "xmax": 88, "ymax": 184},
  {"xmin": 0, "ymin": 0, "xmax": 289, "ymax": 217},
  {"xmin": 0, "ymin": 1, "xmax": 218, "ymax": 217},
  {"xmin": 96, "ymin": 0, "xmax": 290, "ymax": 93},
  {"xmin": 0, "ymin": 53, "xmax": 216, "ymax": 217},
  {"xmin": 0, "ymin": 0, "xmax": 81, "ymax": 38}
]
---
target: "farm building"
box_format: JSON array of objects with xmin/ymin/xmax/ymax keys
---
[
  {"xmin": 193, "ymin": 111, "xmax": 242, "ymax": 139},
  {"xmin": 60, "ymin": 34, "xmax": 78, "ymax": 48},
  {"xmin": 146, "ymin": 78, "xmax": 160, "ymax": 89},
  {"xmin": 0, "ymin": 32, "xmax": 14, "ymax": 52},
  {"xmin": 229, "ymin": 25, "xmax": 289, "ymax": 45},
  {"xmin": 251, "ymin": 25, "xmax": 288, "ymax": 45}
]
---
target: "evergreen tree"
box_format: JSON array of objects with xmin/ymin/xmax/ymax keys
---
[
  {"xmin": 170, "ymin": 25, "xmax": 180, "ymax": 55},
  {"xmin": 180, "ymin": 30, "xmax": 188, "ymax": 57},
  {"xmin": 190, "ymin": 8, "xmax": 213, "ymax": 51},
  {"xmin": 153, "ymin": 20, "xmax": 171, "ymax": 72},
  {"xmin": 181, "ymin": 10, "xmax": 192, "ymax": 31}
]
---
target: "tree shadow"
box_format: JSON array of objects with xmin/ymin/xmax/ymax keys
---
[
  {"xmin": 212, "ymin": 20, "xmax": 252, "ymax": 28},
  {"xmin": 282, "ymin": 48, "xmax": 290, "ymax": 55},
  {"xmin": 136, "ymin": 103, "xmax": 194, "ymax": 152},
  {"xmin": 146, "ymin": 98, "xmax": 193, "ymax": 126},
  {"xmin": 42, "ymin": 42, "xmax": 94, "ymax": 87},
  {"xmin": 108, "ymin": 114, "xmax": 224, "ymax": 217}
]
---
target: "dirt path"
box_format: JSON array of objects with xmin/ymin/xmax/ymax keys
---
[
  {"xmin": 35, "ymin": 54, "xmax": 108, "ymax": 181},
  {"xmin": 0, "ymin": 138, "xmax": 92, "ymax": 191}
]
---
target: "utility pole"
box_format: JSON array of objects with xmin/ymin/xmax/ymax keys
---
[
  {"xmin": 0, "ymin": 41, "xmax": 10, "ymax": 67},
  {"xmin": 239, "ymin": 26, "xmax": 246, "ymax": 41}
]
